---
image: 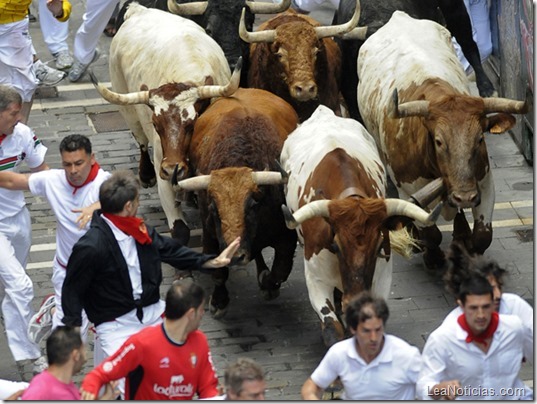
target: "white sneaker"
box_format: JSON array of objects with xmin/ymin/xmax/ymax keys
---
[
  {"xmin": 34, "ymin": 59, "xmax": 67, "ymax": 86},
  {"xmin": 68, "ymin": 50, "xmax": 100, "ymax": 82},
  {"xmin": 31, "ymin": 355, "xmax": 48, "ymax": 375},
  {"xmin": 53, "ymin": 50, "xmax": 74, "ymax": 70},
  {"xmin": 28, "ymin": 294, "xmax": 55, "ymax": 344}
]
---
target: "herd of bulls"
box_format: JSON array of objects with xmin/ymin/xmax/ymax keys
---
[{"xmin": 89, "ymin": 0, "xmax": 529, "ymax": 347}]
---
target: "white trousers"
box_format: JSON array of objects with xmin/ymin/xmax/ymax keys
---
[
  {"xmin": 0, "ymin": 209, "xmax": 41, "ymax": 361},
  {"xmin": 73, "ymin": 0, "xmax": 119, "ymax": 64},
  {"xmin": 0, "ymin": 18, "xmax": 37, "ymax": 102},
  {"xmin": 38, "ymin": 0, "xmax": 69, "ymax": 55},
  {"xmin": 95, "ymin": 301, "xmax": 164, "ymax": 396}
]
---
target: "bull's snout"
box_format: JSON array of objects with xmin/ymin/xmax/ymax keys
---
[
  {"xmin": 449, "ymin": 189, "xmax": 480, "ymax": 209},
  {"xmin": 160, "ymin": 161, "xmax": 187, "ymax": 183},
  {"xmin": 290, "ymin": 80, "xmax": 318, "ymax": 101}
]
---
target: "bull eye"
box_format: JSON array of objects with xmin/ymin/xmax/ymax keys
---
[
  {"xmin": 330, "ymin": 242, "xmax": 339, "ymax": 254},
  {"xmin": 435, "ymin": 138, "xmax": 443, "ymax": 148}
]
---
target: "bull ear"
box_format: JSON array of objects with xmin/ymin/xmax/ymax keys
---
[
  {"xmin": 485, "ymin": 113, "xmax": 516, "ymax": 134},
  {"xmin": 140, "ymin": 84, "xmax": 149, "ymax": 91},
  {"xmin": 204, "ymin": 76, "xmax": 214, "ymax": 86}
]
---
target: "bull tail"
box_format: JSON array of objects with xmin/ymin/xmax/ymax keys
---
[{"xmin": 389, "ymin": 227, "xmax": 421, "ymax": 259}]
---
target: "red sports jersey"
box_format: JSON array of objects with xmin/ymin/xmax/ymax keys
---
[{"xmin": 82, "ymin": 324, "xmax": 219, "ymax": 400}]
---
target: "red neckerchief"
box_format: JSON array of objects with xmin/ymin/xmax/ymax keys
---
[
  {"xmin": 457, "ymin": 311, "xmax": 499, "ymax": 347},
  {"xmin": 0, "ymin": 134, "xmax": 6, "ymax": 145},
  {"xmin": 67, "ymin": 162, "xmax": 100, "ymax": 195},
  {"xmin": 103, "ymin": 213, "xmax": 152, "ymax": 245}
]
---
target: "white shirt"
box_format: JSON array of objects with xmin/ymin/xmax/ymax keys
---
[
  {"xmin": 0, "ymin": 123, "xmax": 47, "ymax": 220},
  {"xmin": 417, "ymin": 313, "xmax": 532, "ymax": 400},
  {"xmin": 444, "ymin": 293, "xmax": 534, "ymax": 361},
  {"xmin": 101, "ymin": 214, "xmax": 143, "ymax": 299},
  {"xmin": 311, "ymin": 334, "xmax": 421, "ymax": 400},
  {"xmin": 28, "ymin": 168, "xmax": 110, "ymax": 266}
]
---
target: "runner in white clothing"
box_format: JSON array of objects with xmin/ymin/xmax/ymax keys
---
[
  {"xmin": 443, "ymin": 244, "xmax": 533, "ymax": 362},
  {"xmin": 417, "ymin": 248, "xmax": 532, "ymax": 400},
  {"xmin": 301, "ymin": 291, "xmax": 421, "ymax": 400},
  {"xmin": 0, "ymin": 134, "xmax": 110, "ymax": 354},
  {"xmin": 0, "ymin": 85, "xmax": 48, "ymax": 379}
]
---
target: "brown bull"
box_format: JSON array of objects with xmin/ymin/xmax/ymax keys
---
[
  {"xmin": 240, "ymin": 0, "xmax": 366, "ymax": 122},
  {"xmin": 175, "ymin": 88, "xmax": 299, "ymax": 317}
]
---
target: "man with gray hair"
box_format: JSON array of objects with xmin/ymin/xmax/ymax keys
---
[
  {"xmin": 222, "ymin": 357, "xmax": 266, "ymax": 400},
  {"xmin": 0, "ymin": 84, "xmax": 48, "ymax": 378}
]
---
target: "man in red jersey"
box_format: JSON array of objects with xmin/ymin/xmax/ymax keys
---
[{"xmin": 80, "ymin": 279, "xmax": 219, "ymax": 400}]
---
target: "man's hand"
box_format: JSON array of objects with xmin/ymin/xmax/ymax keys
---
[
  {"xmin": 429, "ymin": 380, "xmax": 461, "ymax": 400},
  {"xmin": 4, "ymin": 389, "xmax": 26, "ymax": 400},
  {"xmin": 202, "ymin": 237, "xmax": 241, "ymax": 268},
  {"xmin": 73, "ymin": 201, "xmax": 100, "ymax": 229},
  {"xmin": 80, "ymin": 388, "xmax": 96, "ymax": 400},
  {"xmin": 99, "ymin": 381, "xmax": 120, "ymax": 400},
  {"xmin": 46, "ymin": 0, "xmax": 63, "ymax": 17}
]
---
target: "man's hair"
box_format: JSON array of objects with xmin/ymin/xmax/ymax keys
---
[
  {"xmin": 46, "ymin": 326, "xmax": 83, "ymax": 366},
  {"xmin": 457, "ymin": 274, "xmax": 493, "ymax": 305},
  {"xmin": 99, "ymin": 170, "xmax": 140, "ymax": 214},
  {"xmin": 444, "ymin": 242, "xmax": 506, "ymax": 298},
  {"xmin": 0, "ymin": 85, "xmax": 22, "ymax": 112},
  {"xmin": 165, "ymin": 278, "xmax": 205, "ymax": 320},
  {"xmin": 345, "ymin": 291, "xmax": 389, "ymax": 330},
  {"xmin": 225, "ymin": 357, "xmax": 265, "ymax": 395},
  {"xmin": 59, "ymin": 134, "xmax": 92, "ymax": 155}
]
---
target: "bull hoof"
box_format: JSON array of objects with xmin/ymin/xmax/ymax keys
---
[
  {"xmin": 321, "ymin": 318, "xmax": 345, "ymax": 348},
  {"xmin": 260, "ymin": 288, "xmax": 280, "ymax": 301},
  {"xmin": 208, "ymin": 296, "xmax": 229, "ymax": 319},
  {"xmin": 258, "ymin": 270, "xmax": 281, "ymax": 300},
  {"xmin": 140, "ymin": 176, "xmax": 157, "ymax": 188}
]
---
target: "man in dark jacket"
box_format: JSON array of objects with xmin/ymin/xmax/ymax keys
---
[{"xmin": 61, "ymin": 170, "xmax": 239, "ymax": 394}]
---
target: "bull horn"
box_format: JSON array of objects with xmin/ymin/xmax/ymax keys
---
[
  {"xmin": 385, "ymin": 198, "xmax": 443, "ymax": 225},
  {"xmin": 167, "ymin": 0, "xmax": 207, "ymax": 15},
  {"xmin": 408, "ymin": 178, "xmax": 445, "ymax": 208},
  {"xmin": 239, "ymin": 8, "xmax": 276, "ymax": 43},
  {"xmin": 483, "ymin": 95, "xmax": 530, "ymax": 115},
  {"xmin": 251, "ymin": 171, "xmax": 287, "ymax": 185},
  {"xmin": 338, "ymin": 26, "xmax": 368, "ymax": 40},
  {"xmin": 246, "ymin": 0, "xmax": 291, "ymax": 14},
  {"xmin": 174, "ymin": 175, "xmax": 211, "ymax": 191},
  {"xmin": 197, "ymin": 57, "xmax": 242, "ymax": 99},
  {"xmin": 281, "ymin": 199, "xmax": 330, "ymax": 229},
  {"xmin": 315, "ymin": 0, "xmax": 361, "ymax": 39},
  {"xmin": 274, "ymin": 159, "xmax": 288, "ymax": 182},
  {"xmin": 388, "ymin": 88, "xmax": 429, "ymax": 118},
  {"xmin": 89, "ymin": 70, "xmax": 150, "ymax": 106}
]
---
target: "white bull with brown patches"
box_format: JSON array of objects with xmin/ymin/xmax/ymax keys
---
[
  {"xmin": 358, "ymin": 11, "xmax": 529, "ymax": 268},
  {"xmin": 281, "ymin": 105, "xmax": 440, "ymax": 347},
  {"xmin": 91, "ymin": 3, "xmax": 240, "ymax": 245}
]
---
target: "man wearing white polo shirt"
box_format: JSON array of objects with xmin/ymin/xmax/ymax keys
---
[
  {"xmin": 301, "ymin": 291, "xmax": 421, "ymax": 400},
  {"xmin": 417, "ymin": 271, "xmax": 532, "ymax": 400},
  {"xmin": 442, "ymin": 243, "xmax": 533, "ymax": 363},
  {"xmin": 0, "ymin": 134, "xmax": 110, "ymax": 350}
]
